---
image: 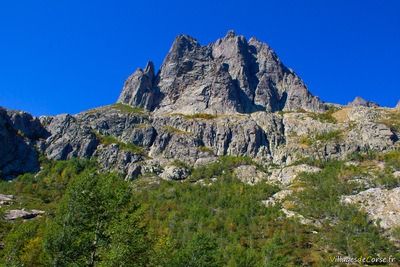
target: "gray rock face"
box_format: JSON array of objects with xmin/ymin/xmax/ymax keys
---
[
  {"xmin": 119, "ymin": 31, "xmax": 325, "ymax": 114},
  {"xmin": 348, "ymin": 96, "xmax": 379, "ymax": 108},
  {"xmin": 0, "ymin": 108, "xmax": 48, "ymax": 178},
  {"xmin": 40, "ymin": 114, "xmax": 99, "ymax": 160}
]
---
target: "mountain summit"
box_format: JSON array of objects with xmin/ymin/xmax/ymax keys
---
[{"xmin": 118, "ymin": 31, "xmax": 325, "ymax": 114}]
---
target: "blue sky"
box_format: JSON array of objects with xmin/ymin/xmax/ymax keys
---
[{"xmin": 0, "ymin": 0, "xmax": 399, "ymax": 115}]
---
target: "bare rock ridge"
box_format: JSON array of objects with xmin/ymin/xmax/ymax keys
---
[{"xmin": 118, "ymin": 31, "xmax": 325, "ymax": 114}]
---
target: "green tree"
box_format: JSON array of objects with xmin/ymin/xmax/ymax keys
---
[
  {"xmin": 44, "ymin": 170, "xmax": 151, "ymax": 266},
  {"xmin": 171, "ymin": 233, "xmax": 220, "ymax": 267}
]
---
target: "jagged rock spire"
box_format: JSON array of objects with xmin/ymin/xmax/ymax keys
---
[
  {"xmin": 118, "ymin": 31, "xmax": 325, "ymax": 114},
  {"xmin": 117, "ymin": 61, "xmax": 158, "ymax": 110}
]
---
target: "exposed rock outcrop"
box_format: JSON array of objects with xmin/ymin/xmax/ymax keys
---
[
  {"xmin": 4, "ymin": 209, "xmax": 45, "ymax": 220},
  {"xmin": 342, "ymin": 187, "xmax": 400, "ymax": 231},
  {"xmin": 234, "ymin": 165, "xmax": 267, "ymax": 185},
  {"xmin": 0, "ymin": 194, "xmax": 14, "ymax": 206},
  {"xmin": 269, "ymin": 164, "xmax": 321, "ymax": 185}
]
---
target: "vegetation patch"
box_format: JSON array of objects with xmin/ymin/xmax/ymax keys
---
[
  {"xmin": 111, "ymin": 103, "xmax": 146, "ymax": 114},
  {"xmin": 380, "ymin": 109, "xmax": 400, "ymax": 132},
  {"xmin": 298, "ymin": 130, "xmax": 343, "ymax": 147},
  {"xmin": 374, "ymin": 171, "xmax": 400, "ymax": 189},
  {"xmin": 162, "ymin": 126, "xmax": 190, "ymax": 135},
  {"xmin": 309, "ymin": 106, "xmax": 339, "ymax": 123},
  {"xmin": 198, "ymin": 145, "xmax": 214, "ymax": 154},
  {"xmin": 314, "ymin": 129, "xmax": 343, "ymax": 142},
  {"xmin": 95, "ymin": 132, "xmax": 144, "ymax": 155},
  {"xmin": 299, "ymin": 135, "xmax": 313, "ymax": 147},
  {"xmin": 169, "ymin": 112, "xmax": 218, "ymax": 120},
  {"xmin": 189, "ymin": 155, "xmax": 256, "ymax": 182},
  {"xmin": 382, "ymin": 150, "xmax": 400, "ymax": 171}
]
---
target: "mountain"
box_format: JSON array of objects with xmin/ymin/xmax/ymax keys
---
[
  {"xmin": 1, "ymin": 32, "xmax": 397, "ymax": 179},
  {"xmin": 1, "ymin": 32, "xmax": 400, "ymax": 265}
]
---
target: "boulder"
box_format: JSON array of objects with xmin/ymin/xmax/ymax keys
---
[
  {"xmin": 0, "ymin": 194, "xmax": 14, "ymax": 205},
  {"xmin": 160, "ymin": 165, "xmax": 190, "ymax": 180},
  {"xmin": 234, "ymin": 165, "xmax": 267, "ymax": 185},
  {"xmin": 4, "ymin": 209, "xmax": 45, "ymax": 220},
  {"xmin": 269, "ymin": 164, "xmax": 321, "ymax": 185}
]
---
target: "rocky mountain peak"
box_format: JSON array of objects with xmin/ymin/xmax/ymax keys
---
[
  {"xmin": 348, "ymin": 96, "xmax": 379, "ymax": 108},
  {"xmin": 225, "ymin": 29, "xmax": 236, "ymax": 38},
  {"xmin": 168, "ymin": 34, "xmax": 200, "ymax": 59},
  {"xmin": 118, "ymin": 31, "xmax": 325, "ymax": 114}
]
